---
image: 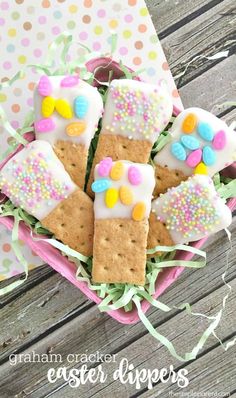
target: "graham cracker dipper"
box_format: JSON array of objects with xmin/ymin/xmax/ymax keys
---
[
  {"xmin": 92, "ymin": 158, "xmax": 155, "ymax": 285},
  {"xmin": 147, "ymin": 175, "xmax": 232, "ymax": 257},
  {"xmin": 153, "ymin": 107, "xmax": 236, "ymax": 198},
  {"xmin": 87, "ymin": 78, "xmax": 173, "ymax": 197},
  {"xmin": 34, "ymin": 75, "xmax": 103, "ymax": 189},
  {"xmin": 0, "ymin": 140, "xmax": 94, "ymax": 257}
]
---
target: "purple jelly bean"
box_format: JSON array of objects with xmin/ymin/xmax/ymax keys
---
[
  {"xmin": 98, "ymin": 157, "xmax": 113, "ymax": 177},
  {"xmin": 60, "ymin": 75, "xmax": 79, "ymax": 87},
  {"xmin": 212, "ymin": 130, "xmax": 226, "ymax": 150},
  {"xmin": 128, "ymin": 166, "xmax": 142, "ymax": 185},
  {"xmin": 38, "ymin": 75, "xmax": 52, "ymax": 97},
  {"xmin": 35, "ymin": 118, "xmax": 55, "ymax": 132}
]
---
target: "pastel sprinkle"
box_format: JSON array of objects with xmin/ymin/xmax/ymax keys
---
[
  {"xmin": 41, "ymin": 96, "xmax": 55, "ymax": 118},
  {"xmin": 92, "ymin": 179, "xmax": 111, "ymax": 193},
  {"xmin": 182, "ymin": 113, "xmax": 197, "ymax": 134},
  {"xmin": 55, "ymin": 99, "xmax": 73, "ymax": 119},
  {"xmin": 202, "ymin": 146, "xmax": 216, "ymax": 166},
  {"xmin": 35, "ymin": 118, "xmax": 55, "ymax": 133},
  {"xmin": 181, "ymin": 135, "xmax": 199, "ymax": 150},
  {"xmin": 171, "ymin": 142, "xmax": 187, "ymax": 161},
  {"xmin": 132, "ymin": 202, "xmax": 146, "ymax": 221},
  {"xmin": 212, "ymin": 130, "xmax": 226, "ymax": 150},
  {"xmin": 66, "ymin": 122, "xmax": 86, "ymax": 136},
  {"xmin": 105, "ymin": 187, "xmax": 118, "ymax": 208},
  {"xmin": 74, "ymin": 96, "xmax": 89, "ymax": 119},
  {"xmin": 110, "ymin": 161, "xmax": 124, "ymax": 181},
  {"xmin": 197, "ymin": 122, "xmax": 214, "ymax": 141},
  {"xmin": 186, "ymin": 148, "xmax": 202, "ymax": 168},
  {"xmin": 128, "ymin": 166, "xmax": 142, "ymax": 185},
  {"xmin": 194, "ymin": 162, "xmax": 208, "ymax": 175},
  {"xmin": 38, "ymin": 75, "xmax": 52, "ymax": 97},
  {"xmin": 119, "ymin": 185, "xmax": 133, "ymax": 206},
  {"xmin": 98, "ymin": 157, "xmax": 112, "ymax": 177},
  {"xmin": 60, "ymin": 75, "xmax": 79, "ymax": 87}
]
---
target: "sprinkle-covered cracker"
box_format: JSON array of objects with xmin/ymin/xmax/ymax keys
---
[
  {"xmin": 0, "ymin": 140, "xmax": 94, "ymax": 256},
  {"xmin": 92, "ymin": 158, "xmax": 155, "ymax": 285}
]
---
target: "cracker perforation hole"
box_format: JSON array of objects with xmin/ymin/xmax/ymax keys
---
[
  {"xmin": 71, "ymin": 163, "xmax": 76, "ymax": 167},
  {"xmin": 130, "ymin": 268, "xmax": 135, "ymax": 272},
  {"xmin": 61, "ymin": 223, "xmax": 65, "ymax": 227},
  {"xmin": 157, "ymin": 176, "xmax": 161, "ymax": 180},
  {"xmin": 80, "ymin": 225, "xmax": 84, "ymax": 229},
  {"xmin": 131, "ymin": 239, "xmax": 136, "ymax": 243},
  {"xmin": 175, "ymin": 172, "xmax": 179, "ymax": 177}
]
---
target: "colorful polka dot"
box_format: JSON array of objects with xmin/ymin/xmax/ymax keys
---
[
  {"xmin": 149, "ymin": 51, "xmax": 157, "ymax": 60},
  {"xmin": 53, "ymin": 10, "xmax": 62, "ymax": 19},
  {"xmin": 123, "ymin": 30, "xmax": 132, "ymax": 39},
  {"xmin": 8, "ymin": 28, "xmax": 16, "ymax": 37},
  {"xmin": 119, "ymin": 46, "xmax": 128, "ymax": 56},
  {"xmin": 133, "ymin": 56, "xmax": 142, "ymax": 65},
  {"xmin": 27, "ymin": 6, "xmax": 35, "ymax": 14},
  {"xmin": 94, "ymin": 25, "xmax": 103, "ymax": 35},
  {"xmin": 34, "ymin": 48, "xmax": 42, "ymax": 58},
  {"xmin": 138, "ymin": 24, "xmax": 147, "ymax": 33},
  {"xmin": 97, "ymin": 9, "xmax": 106, "ymax": 18},
  {"xmin": 6, "ymin": 44, "xmax": 15, "ymax": 53},
  {"xmin": 0, "ymin": 17, "xmax": 5, "ymax": 26},
  {"xmin": 12, "ymin": 104, "xmax": 20, "ymax": 113},
  {"xmin": 82, "ymin": 15, "xmax": 91, "ymax": 23},
  {"xmin": 135, "ymin": 41, "xmax": 143, "ymax": 50},
  {"xmin": 11, "ymin": 11, "xmax": 20, "ymax": 20},
  {"xmin": 3, "ymin": 243, "xmax": 11, "ymax": 252},
  {"xmin": 52, "ymin": 26, "xmax": 61, "ymax": 35},
  {"xmin": 109, "ymin": 19, "xmax": 118, "ymax": 29},
  {"xmin": 69, "ymin": 4, "xmax": 78, "ymax": 13},
  {"xmin": 93, "ymin": 41, "xmax": 101, "ymax": 51},
  {"xmin": 124, "ymin": 14, "xmax": 133, "ymax": 23},
  {"xmin": 84, "ymin": 0, "xmax": 92, "ymax": 7},
  {"xmin": 128, "ymin": 0, "xmax": 137, "ymax": 5},
  {"xmin": 37, "ymin": 32, "xmax": 45, "ymax": 40},
  {"xmin": 140, "ymin": 7, "xmax": 148, "ymax": 16},
  {"xmin": 23, "ymin": 21, "xmax": 32, "ymax": 30},
  {"xmin": 42, "ymin": 0, "xmax": 51, "ymax": 8},
  {"xmin": 21, "ymin": 37, "xmax": 30, "ymax": 46},
  {"xmin": 0, "ymin": 93, "xmax": 7, "ymax": 102},
  {"xmin": 67, "ymin": 20, "xmax": 76, "ymax": 29},
  {"xmin": 0, "ymin": 2, "xmax": 9, "ymax": 10},
  {"xmin": 18, "ymin": 55, "xmax": 27, "ymax": 64},
  {"xmin": 3, "ymin": 61, "xmax": 12, "ymax": 70}
]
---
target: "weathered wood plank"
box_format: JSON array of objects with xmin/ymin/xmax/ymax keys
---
[
  {"xmin": 162, "ymin": 0, "xmax": 236, "ymax": 87},
  {"xmin": 0, "ymin": 220, "xmax": 234, "ymax": 397}
]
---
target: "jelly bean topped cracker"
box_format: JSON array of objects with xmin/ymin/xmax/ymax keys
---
[{"xmin": 154, "ymin": 107, "xmax": 236, "ymax": 177}]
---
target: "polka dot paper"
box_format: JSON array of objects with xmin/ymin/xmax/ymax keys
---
[{"xmin": 0, "ymin": 0, "xmax": 183, "ymax": 280}]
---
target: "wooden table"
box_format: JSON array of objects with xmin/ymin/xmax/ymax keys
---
[{"xmin": 0, "ymin": 1, "xmax": 235, "ymax": 397}]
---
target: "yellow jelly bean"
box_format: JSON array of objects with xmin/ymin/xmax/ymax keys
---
[
  {"xmin": 105, "ymin": 188, "xmax": 118, "ymax": 208},
  {"xmin": 119, "ymin": 185, "xmax": 133, "ymax": 206},
  {"xmin": 66, "ymin": 122, "xmax": 86, "ymax": 136},
  {"xmin": 41, "ymin": 96, "xmax": 55, "ymax": 117},
  {"xmin": 194, "ymin": 162, "xmax": 208, "ymax": 175},
  {"xmin": 110, "ymin": 161, "xmax": 124, "ymax": 181},
  {"xmin": 132, "ymin": 202, "xmax": 146, "ymax": 221},
  {"xmin": 55, "ymin": 98, "xmax": 73, "ymax": 119},
  {"xmin": 182, "ymin": 113, "xmax": 197, "ymax": 134}
]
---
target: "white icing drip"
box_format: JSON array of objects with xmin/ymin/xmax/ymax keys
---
[
  {"xmin": 34, "ymin": 76, "xmax": 103, "ymax": 148},
  {"xmin": 154, "ymin": 107, "xmax": 236, "ymax": 176},
  {"xmin": 101, "ymin": 79, "xmax": 173, "ymax": 144},
  {"xmin": 0, "ymin": 140, "xmax": 76, "ymax": 220},
  {"xmin": 93, "ymin": 161, "xmax": 155, "ymax": 220},
  {"xmin": 151, "ymin": 175, "xmax": 232, "ymax": 244}
]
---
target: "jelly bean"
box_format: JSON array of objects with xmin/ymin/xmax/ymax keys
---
[
  {"xmin": 119, "ymin": 186, "xmax": 133, "ymax": 206},
  {"xmin": 110, "ymin": 161, "xmax": 124, "ymax": 181},
  {"xmin": 98, "ymin": 157, "xmax": 112, "ymax": 177},
  {"xmin": 186, "ymin": 149, "xmax": 202, "ymax": 168},
  {"xmin": 38, "ymin": 75, "xmax": 52, "ymax": 97},
  {"xmin": 128, "ymin": 166, "xmax": 142, "ymax": 185},
  {"xmin": 74, "ymin": 96, "xmax": 89, "ymax": 119},
  {"xmin": 202, "ymin": 146, "xmax": 216, "ymax": 166},
  {"xmin": 212, "ymin": 130, "xmax": 226, "ymax": 150},
  {"xmin": 171, "ymin": 142, "xmax": 187, "ymax": 161},
  {"xmin": 105, "ymin": 188, "xmax": 118, "ymax": 208},
  {"xmin": 182, "ymin": 113, "xmax": 197, "ymax": 134},
  {"xmin": 60, "ymin": 75, "xmax": 79, "ymax": 87},
  {"xmin": 194, "ymin": 162, "xmax": 208, "ymax": 175},
  {"xmin": 197, "ymin": 122, "xmax": 214, "ymax": 141},
  {"xmin": 35, "ymin": 118, "xmax": 55, "ymax": 133},
  {"xmin": 181, "ymin": 134, "xmax": 200, "ymax": 150},
  {"xmin": 55, "ymin": 99, "xmax": 73, "ymax": 119},
  {"xmin": 132, "ymin": 202, "xmax": 146, "ymax": 221},
  {"xmin": 91, "ymin": 179, "xmax": 111, "ymax": 193},
  {"xmin": 66, "ymin": 122, "xmax": 86, "ymax": 136},
  {"xmin": 41, "ymin": 96, "xmax": 55, "ymax": 118}
]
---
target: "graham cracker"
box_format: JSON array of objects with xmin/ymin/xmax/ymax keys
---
[
  {"xmin": 87, "ymin": 134, "xmax": 152, "ymax": 198},
  {"xmin": 41, "ymin": 189, "xmax": 94, "ymax": 257},
  {"xmin": 147, "ymin": 212, "xmax": 174, "ymax": 257},
  {"xmin": 92, "ymin": 218, "xmax": 149, "ymax": 285},
  {"xmin": 153, "ymin": 164, "xmax": 187, "ymax": 198},
  {"xmin": 54, "ymin": 140, "xmax": 88, "ymax": 190}
]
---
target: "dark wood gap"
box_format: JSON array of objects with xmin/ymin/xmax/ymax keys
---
[{"xmin": 158, "ymin": 0, "xmax": 224, "ymax": 40}]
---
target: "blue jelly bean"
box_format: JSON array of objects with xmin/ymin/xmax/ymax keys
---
[
  {"xmin": 91, "ymin": 179, "xmax": 112, "ymax": 193},
  {"xmin": 202, "ymin": 146, "xmax": 216, "ymax": 166},
  {"xmin": 74, "ymin": 96, "xmax": 89, "ymax": 119},
  {"xmin": 181, "ymin": 134, "xmax": 200, "ymax": 150},
  {"xmin": 171, "ymin": 142, "xmax": 187, "ymax": 161},
  {"xmin": 197, "ymin": 122, "xmax": 214, "ymax": 141}
]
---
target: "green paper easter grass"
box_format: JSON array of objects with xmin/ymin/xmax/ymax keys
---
[{"xmin": 0, "ymin": 32, "xmax": 236, "ymax": 361}]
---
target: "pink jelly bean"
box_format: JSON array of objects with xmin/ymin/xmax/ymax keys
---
[
  {"xmin": 128, "ymin": 166, "xmax": 142, "ymax": 185},
  {"xmin": 186, "ymin": 149, "xmax": 202, "ymax": 168},
  {"xmin": 60, "ymin": 75, "xmax": 79, "ymax": 87},
  {"xmin": 98, "ymin": 157, "xmax": 113, "ymax": 177},
  {"xmin": 35, "ymin": 118, "xmax": 55, "ymax": 132},
  {"xmin": 38, "ymin": 75, "xmax": 52, "ymax": 97},
  {"xmin": 212, "ymin": 130, "xmax": 226, "ymax": 150}
]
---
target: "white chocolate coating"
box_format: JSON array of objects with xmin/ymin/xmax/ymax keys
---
[
  {"xmin": 93, "ymin": 160, "xmax": 155, "ymax": 220},
  {"xmin": 34, "ymin": 75, "xmax": 104, "ymax": 148},
  {"xmin": 0, "ymin": 140, "xmax": 76, "ymax": 220},
  {"xmin": 101, "ymin": 79, "xmax": 173, "ymax": 144},
  {"xmin": 151, "ymin": 175, "xmax": 232, "ymax": 244},
  {"xmin": 154, "ymin": 107, "xmax": 236, "ymax": 176}
]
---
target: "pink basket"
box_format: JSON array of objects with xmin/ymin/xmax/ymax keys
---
[{"xmin": 0, "ymin": 58, "xmax": 235, "ymax": 325}]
